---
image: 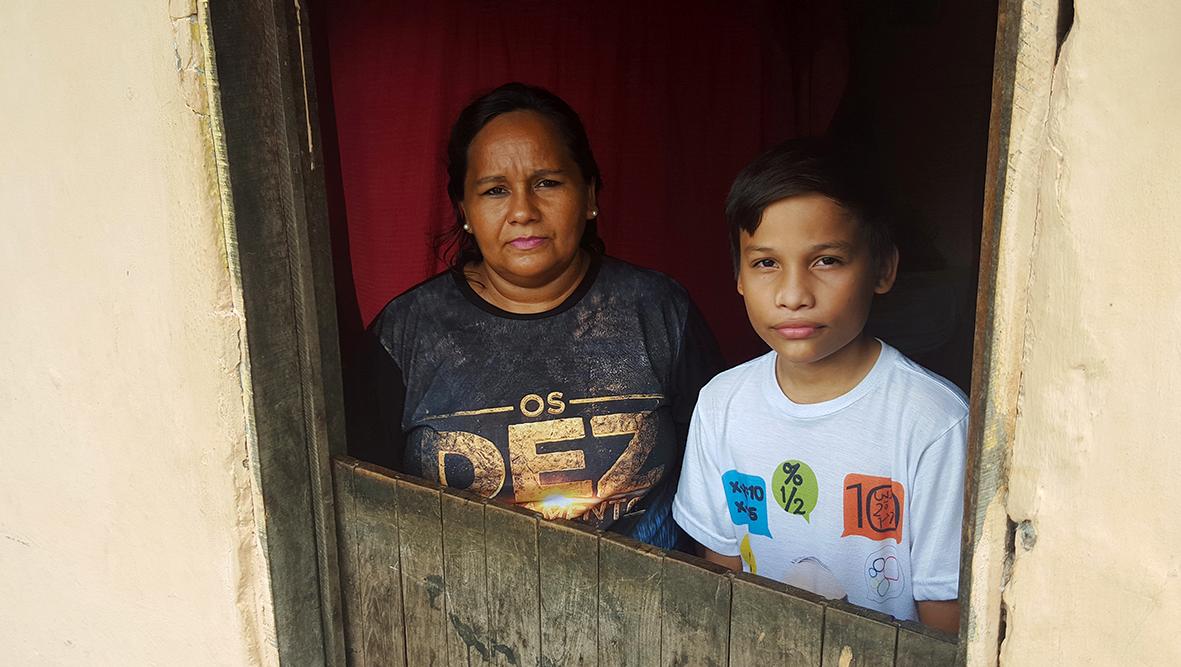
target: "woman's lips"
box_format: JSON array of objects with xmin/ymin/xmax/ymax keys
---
[
  {"xmin": 508, "ymin": 236, "xmax": 546, "ymax": 250},
  {"xmin": 773, "ymin": 323, "xmax": 822, "ymax": 339}
]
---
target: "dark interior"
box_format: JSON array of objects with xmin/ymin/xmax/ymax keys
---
[{"xmin": 308, "ymin": 0, "xmax": 998, "ymax": 462}]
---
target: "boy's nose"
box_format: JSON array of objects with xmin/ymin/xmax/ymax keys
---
[{"xmin": 775, "ymin": 269, "xmax": 815, "ymax": 310}]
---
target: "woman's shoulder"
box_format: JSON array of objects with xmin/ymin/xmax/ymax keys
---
[
  {"xmin": 371, "ymin": 270, "xmax": 461, "ymax": 329},
  {"xmin": 597, "ymin": 256, "xmax": 692, "ymax": 304}
]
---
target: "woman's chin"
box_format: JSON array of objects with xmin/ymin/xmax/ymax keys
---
[{"xmin": 490, "ymin": 251, "xmax": 580, "ymax": 286}]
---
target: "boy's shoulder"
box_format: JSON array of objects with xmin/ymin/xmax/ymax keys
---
[
  {"xmin": 696, "ymin": 344, "xmax": 967, "ymax": 427},
  {"xmin": 696, "ymin": 351, "xmax": 776, "ymax": 408},
  {"xmin": 877, "ymin": 344, "xmax": 969, "ymax": 423}
]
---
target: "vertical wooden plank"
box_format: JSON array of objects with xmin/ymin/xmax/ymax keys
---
[
  {"xmin": 598, "ymin": 534, "xmax": 663, "ymax": 667},
  {"xmin": 396, "ymin": 477, "xmax": 447, "ymax": 665},
  {"xmin": 485, "ymin": 503, "xmax": 541, "ymax": 667},
  {"xmin": 332, "ymin": 458, "xmax": 363, "ymax": 665},
  {"xmin": 442, "ymin": 490, "xmax": 492, "ymax": 666},
  {"xmin": 728, "ymin": 575, "xmax": 824, "ymax": 666},
  {"xmin": 821, "ymin": 606, "xmax": 898, "ymax": 667},
  {"xmin": 894, "ymin": 623, "xmax": 957, "ymax": 667},
  {"xmin": 539, "ymin": 519, "xmax": 599, "ymax": 667},
  {"xmin": 353, "ymin": 465, "xmax": 406, "ymax": 666},
  {"xmin": 205, "ymin": 1, "xmax": 337, "ymax": 661},
  {"xmin": 963, "ymin": 1, "xmax": 1063, "ymax": 663},
  {"xmin": 660, "ymin": 552, "xmax": 731, "ymax": 667}
]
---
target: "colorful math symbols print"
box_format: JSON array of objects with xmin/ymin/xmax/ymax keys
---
[
  {"xmin": 842, "ymin": 473, "xmax": 904, "ymax": 541},
  {"xmin": 771, "ymin": 459, "xmax": 819, "ymax": 522},
  {"xmin": 722, "ymin": 470, "xmax": 772, "ymax": 537}
]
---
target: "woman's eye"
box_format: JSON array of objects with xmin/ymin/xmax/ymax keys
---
[
  {"xmin": 481, "ymin": 186, "xmax": 508, "ymax": 197},
  {"xmin": 535, "ymin": 178, "xmax": 561, "ymax": 188}
]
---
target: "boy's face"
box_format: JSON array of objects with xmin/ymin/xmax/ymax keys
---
[{"xmin": 737, "ymin": 194, "xmax": 897, "ymax": 370}]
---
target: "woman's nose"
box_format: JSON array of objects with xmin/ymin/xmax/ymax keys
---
[{"xmin": 507, "ymin": 189, "xmax": 540, "ymax": 224}]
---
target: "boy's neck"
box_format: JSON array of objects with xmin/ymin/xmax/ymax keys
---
[{"xmin": 774, "ymin": 335, "xmax": 883, "ymax": 404}]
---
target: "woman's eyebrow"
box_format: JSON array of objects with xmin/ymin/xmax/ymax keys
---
[{"xmin": 473, "ymin": 168, "xmax": 566, "ymax": 187}]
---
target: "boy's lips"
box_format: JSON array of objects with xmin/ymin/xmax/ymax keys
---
[
  {"xmin": 772, "ymin": 321, "xmax": 823, "ymax": 339},
  {"xmin": 508, "ymin": 236, "xmax": 546, "ymax": 250}
]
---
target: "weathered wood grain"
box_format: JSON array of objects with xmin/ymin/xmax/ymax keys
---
[
  {"xmin": 395, "ymin": 476, "xmax": 448, "ymax": 665},
  {"xmin": 821, "ymin": 606, "xmax": 898, "ymax": 667},
  {"xmin": 485, "ymin": 503, "xmax": 542, "ymax": 667},
  {"xmin": 353, "ymin": 465, "xmax": 406, "ymax": 666},
  {"xmin": 332, "ymin": 458, "xmax": 363, "ymax": 666},
  {"xmin": 728, "ymin": 574, "xmax": 824, "ymax": 666},
  {"xmin": 206, "ymin": 0, "xmax": 344, "ymax": 660},
  {"xmin": 539, "ymin": 519, "xmax": 599, "ymax": 667},
  {"xmin": 598, "ymin": 534, "xmax": 663, "ymax": 667},
  {"xmin": 660, "ymin": 551, "xmax": 731, "ymax": 667},
  {"xmin": 442, "ymin": 490, "xmax": 492, "ymax": 666},
  {"xmin": 895, "ymin": 622, "xmax": 957, "ymax": 667}
]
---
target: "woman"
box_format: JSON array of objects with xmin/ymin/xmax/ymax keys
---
[{"xmin": 361, "ymin": 83, "xmax": 721, "ymax": 549}]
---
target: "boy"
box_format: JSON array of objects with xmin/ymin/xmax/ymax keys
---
[{"xmin": 672, "ymin": 140, "xmax": 967, "ymax": 633}]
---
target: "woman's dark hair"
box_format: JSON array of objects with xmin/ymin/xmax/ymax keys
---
[
  {"xmin": 440, "ymin": 82, "xmax": 605, "ymax": 267},
  {"xmin": 725, "ymin": 138, "xmax": 894, "ymax": 275}
]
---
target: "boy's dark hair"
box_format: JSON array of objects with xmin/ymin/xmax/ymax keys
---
[
  {"xmin": 440, "ymin": 82, "xmax": 605, "ymax": 268},
  {"xmin": 725, "ymin": 138, "xmax": 894, "ymax": 273}
]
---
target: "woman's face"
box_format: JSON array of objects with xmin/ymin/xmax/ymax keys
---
[{"xmin": 460, "ymin": 110, "xmax": 597, "ymax": 288}]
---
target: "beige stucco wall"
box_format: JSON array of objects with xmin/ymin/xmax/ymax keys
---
[
  {"xmin": 0, "ymin": 2, "xmax": 274, "ymax": 664},
  {"xmin": 1001, "ymin": 0, "xmax": 1181, "ymax": 664}
]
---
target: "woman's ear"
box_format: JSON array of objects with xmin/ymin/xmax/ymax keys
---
[
  {"xmin": 874, "ymin": 245, "xmax": 900, "ymax": 294},
  {"xmin": 585, "ymin": 180, "xmax": 598, "ymax": 219}
]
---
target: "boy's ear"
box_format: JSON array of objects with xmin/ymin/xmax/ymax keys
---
[
  {"xmin": 736, "ymin": 272, "xmax": 746, "ymax": 297},
  {"xmin": 874, "ymin": 246, "xmax": 899, "ymax": 294}
]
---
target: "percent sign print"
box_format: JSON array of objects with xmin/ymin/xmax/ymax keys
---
[{"xmin": 771, "ymin": 459, "xmax": 818, "ymax": 522}]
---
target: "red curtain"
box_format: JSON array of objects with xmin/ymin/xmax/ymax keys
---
[{"xmin": 316, "ymin": 0, "xmax": 848, "ymax": 364}]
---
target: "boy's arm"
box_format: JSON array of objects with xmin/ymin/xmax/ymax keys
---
[
  {"xmin": 697, "ymin": 543, "xmax": 741, "ymax": 572},
  {"xmin": 910, "ymin": 412, "xmax": 969, "ymax": 635},
  {"xmin": 916, "ymin": 600, "xmax": 960, "ymax": 634}
]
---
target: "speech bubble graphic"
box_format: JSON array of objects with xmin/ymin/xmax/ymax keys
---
[
  {"xmin": 739, "ymin": 534, "xmax": 758, "ymax": 574},
  {"xmin": 771, "ymin": 459, "xmax": 819, "ymax": 522},
  {"xmin": 721, "ymin": 470, "xmax": 772, "ymax": 537}
]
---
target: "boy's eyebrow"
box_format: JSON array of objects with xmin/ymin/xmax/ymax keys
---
[
  {"xmin": 743, "ymin": 241, "xmax": 856, "ymax": 255},
  {"xmin": 809, "ymin": 241, "xmax": 856, "ymax": 253},
  {"xmin": 743, "ymin": 245, "xmax": 778, "ymax": 255}
]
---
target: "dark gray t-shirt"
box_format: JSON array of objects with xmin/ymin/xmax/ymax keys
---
[{"xmin": 360, "ymin": 255, "xmax": 722, "ymax": 548}]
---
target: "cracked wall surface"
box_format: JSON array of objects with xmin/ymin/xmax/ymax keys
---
[
  {"xmin": 999, "ymin": 0, "xmax": 1181, "ymax": 664},
  {"xmin": 0, "ymin": 2, "xmax": 274, "ymax": 664}
]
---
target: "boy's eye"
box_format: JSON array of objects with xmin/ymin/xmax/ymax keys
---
[
  {"xmin": 752, "ymin": 258, "xmax": 778, "ymax": 269},
  {"xmin": 814, "ymin": 256, "xmax": 843, "ymax": 268},
  {"xmin": 481, "ymin": 186, "xmax": 509, "ymax": 197}
]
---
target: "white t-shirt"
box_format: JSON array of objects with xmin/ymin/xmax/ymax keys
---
[{"xmin": 672, "ymin": 342, "xmax": 967, "ymax": 621}]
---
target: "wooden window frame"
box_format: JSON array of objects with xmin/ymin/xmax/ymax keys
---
[{"xmin": 201, "ymin": 0, "xmax": 1066, "ymax": 663}]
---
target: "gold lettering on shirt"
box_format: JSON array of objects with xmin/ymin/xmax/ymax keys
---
[
  {"xmin": 507, "ymin": 417, "xmax": 592, "ymax": 503},
  {"xmin": 520, "ymin": 393, "xmax": 546, "ymax": 418},
  {"xmin": 591, "ymin": 412, "xmax": 662, "ymax": 498},
  {"xmin": 434, "ymin": 431, "xmax": 506, "ymax": 497},
  {"xmin": 545, "ymin": 391, "xmax": 566, "ymax": 415}
]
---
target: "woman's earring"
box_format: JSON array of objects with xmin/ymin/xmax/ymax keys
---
[
  {"xmin": 590, "ymin": 209, "xmax": 599, "ymax": 218},
  {"xmin": 463, "ymin": 222, "xmax": 472, "ymax": 233}
]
